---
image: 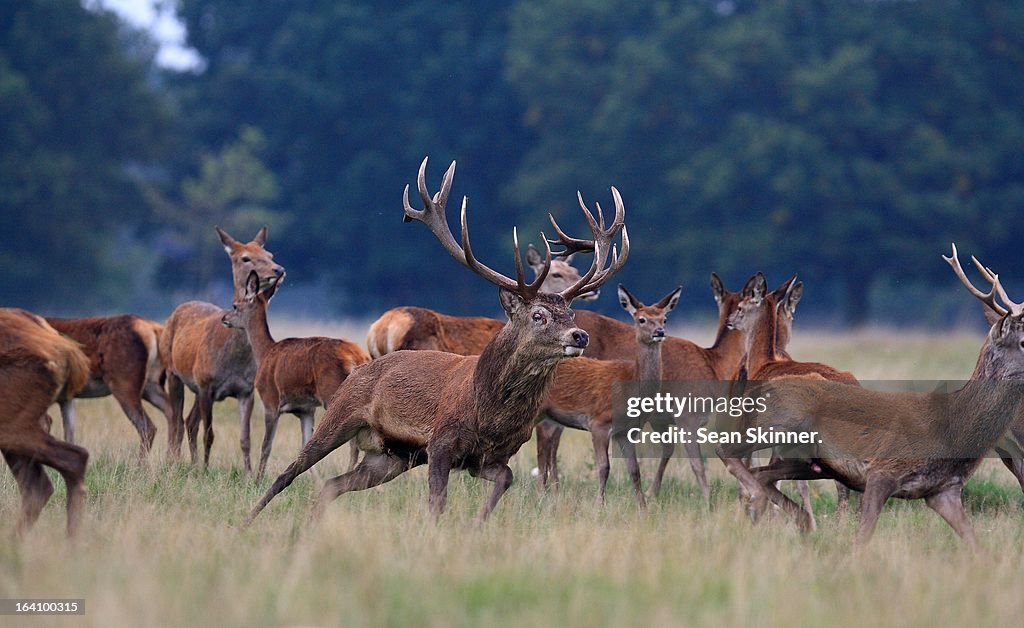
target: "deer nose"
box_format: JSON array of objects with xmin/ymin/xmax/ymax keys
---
[
  {"xmin": 273, "ymin": 265, "xmax": 285, "ymax": 277},
  {"xmin": 572, "ymin": 330, "xmax": 589, "ymax": 348},
  {"xmin": 653, "ymin": 328, "xmax": 665, "ymax": 338}
]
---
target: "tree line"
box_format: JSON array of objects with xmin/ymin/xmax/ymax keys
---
[{"xmin": 4, "ymin": 0, "xmax": 1023, "ymax": 325}]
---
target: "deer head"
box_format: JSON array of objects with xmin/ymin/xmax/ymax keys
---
[
  {"xmin": 726, "ymin": 273, "xmax": 801, "ymax": 335},
  {"xmin": 216, "ymin": 226, "xmax": 285, "ymax": 300},
  {"xmin": 944, "ymin": 243, "xmax": 1024, "ymax": 380},
  {"xmin": 526, "ymin": 245, "xmax": 599, "ymax": 301},
  {"xmin": 617, "ymin": 284, "xmax": 682, "ymax": 345},
  {"xmin": 221, "ymin": 270, "xmax": 283, "ymax": 330},
  {"xmin": 403, "ymin": 157, "xmax": 628, "ymax": 360}
]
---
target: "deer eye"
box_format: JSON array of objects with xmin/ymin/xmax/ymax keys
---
[
  {"xmin": 241, "ymin": 255, "xmax": 252, "ymax": 263},
  {"xmin": 532, "ymin": 311, "xmax": 546, "ymax": 324},
  {"xmin": 551, "ymin": 273, "xmax": 562, "ymax": 279},
  {"xmin": 638, "ymin": 317, "xmax": 647, "ymax": 324}
]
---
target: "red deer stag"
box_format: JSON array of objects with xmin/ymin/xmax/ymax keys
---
[
  {"xmin": 44, "ymin": 315, "xmax": 171, "ymax": 455},
  {"xmin": 222, "ymin": 271, "xmax": 370, "ymax": 481},
  {"xmin": 716, "ymin": 245, "xmax": 1024, "ymax": 549},
  {"xmin": 243, "ymin": 156, "xmax": 628, "ymax": 526},
  {"xmin": 160, "ymin": 227, "xmax": 285, "ymax": 472},
  {"xmin": 1, "ymin": 308, "xmax": 91, "ymax": 537},
  {"xmin": 536, "ymin": 273, "xmax": 761, "ymax": 504},
  {"xmin": 533, "ymin": 284, "xmax": 680, "ymax": 508}
]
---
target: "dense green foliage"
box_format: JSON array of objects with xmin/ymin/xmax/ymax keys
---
[{"xmin": 5, "ymin": 0, "xmax": 1024, "ymax": 322}]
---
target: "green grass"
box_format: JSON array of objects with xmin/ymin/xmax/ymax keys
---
[{"xmin": 2, "ymin": 323, "xmax": 1024, "ymax": 627}]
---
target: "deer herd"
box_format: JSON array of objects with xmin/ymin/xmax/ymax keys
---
[{"xmin": 3, "ymin": 156, "xmax": 1024, "ymax": 552}]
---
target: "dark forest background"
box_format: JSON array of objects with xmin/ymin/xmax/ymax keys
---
[{"xmin": 4, "ymin": 0, "xmax": 1024, "ymax": 326}]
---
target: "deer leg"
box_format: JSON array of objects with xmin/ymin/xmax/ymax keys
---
[
  {"xmin": 471, "ymin": 463, "xmax": 514, "ymax": 524},
  {"xmin": 684, "ymin": 438, "xmax": 711, "ymax": 507},
  {"xmin": 3, "ymin": 450, "xmax": 54, "ymax": 537},
  {"xmin": 109, "ymin": 381, "xmax": 157, "ymax": 455},
  {"xmin": 166, "ymin": 374, "xmax": 186, "ymax": 460},
  {"xmin": 238, "ymin": 393, "xmax": 254, "ymax": 476},
  {"xmin": 925, "ymin": 485, "xmax": 980, "ymax": 551},
  {"xmin": 299, "ymin": 411, "xmax": 315, "ymax": 446},
  {"xmin": 796, "ymin": 480, "xmax": 814, "ymax": 521},
  {"xmin": 346, "ymin": 441, "xmax": 360, "ymax": 471},
  {"xmin": 190, "ymin": 389, "xmax": 214, "ymax": 469},
  {"xmin": 1000, "ymin": 456, "xmax": 1024, "ymax": 494},
  {"xmin": 749, "ymin": 459, "xmax": 821, "ymax": 532},
  {"xmin": 535, "ymin": 418, "xmax": 561, "ymax": 491},
  {"xmin": 592, "ymin": 425, "xmax": 611, "ymax": 505},
  {"xmin": 311, "ymin": 453, "xmax": 411, "ymax": 521},
  {"xmin": 718, "ymin": 449, "xmax": 769, "ymax": 523},
  {"xmin": 243, "ymin": 412, "xmax": 370, "ymax": 528},
  {"xmin": 19, "ymin": 435, "xmax": 90, "ymax": 538},
  {"xmin": 614, "ymin": 429, "xmax": 647, "ymax": 509},
  {"xmin": 256, "ymin": 403, "xmax": 280, "ymax": 483},
  {"xmin": 855, "ymin": 474, "xmax": 897, "ymax": 547},
  {"xmin": 650, "ymin": 431, "xmax": 674, "ymax": 499},
  {"xmin": 836, "ymin": 482, "xmax": 852, "ymax": 522},
  {"xmin": 58, "ymin": 400, "xmax": 76, "ymax": 444},
  {"xmin": 184, "ymin": 399, "xmax": 201, "ymax": 464},
  {"xmin": 427, "ymin": 452, "xmax": 453, "ymax": 521}
]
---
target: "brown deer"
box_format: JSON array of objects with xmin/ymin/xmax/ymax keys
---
[
  {"xmin": 242, "ymin": 156, "xmax": 628, "ymax": 526},
  {"xmin": 159, "ymin": 226, "xmax": 285, "ymax": 471},
  {"xmin": 365, "ymin": 243, "xmax": 598, "ymax": 358},
  {"xmin": 1, "ymin": 308, "xmax": 91, "ymax": 537},
  {"xmin": 222, "ymin": 271, "xmax": 370, "ymax": 481},
  {"xmin": 532, "ymin": 284, "xmax": 680, "ymax": 508},
  {"xmin": 716, "ymin": 245, "xmax": 1024, "ymax": 549},
  {"xmin": 536, "ymin": 273, "xmax": 757, "ymax": 504},
  {"xmin": 44, "ymin": 315, "xmax": 171, "ymax": 454},
  {"xmin": 729, "ymin": 273, "xmax": 858, "ymax": 528}
]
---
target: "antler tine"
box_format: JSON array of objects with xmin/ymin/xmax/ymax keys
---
[
  {"xmin": 943, "ymin": 243, "xmax": 1008, "ymax": 317},
  {"xmin": 971, "ymin": 255, "xmax": 1024, "ymax": 314},
  {"xmin": 556, "ymin": 186, "xmax": 630, "ymax": 302},
  {"xmin": 517, "ymin": 231, "xmax": 553, "ymax": 300},
  {"xmin": 459, "ymin": 196, "xmax": 522, "ymax": 293}
]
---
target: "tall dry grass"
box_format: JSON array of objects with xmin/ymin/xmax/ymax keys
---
[{"xmin": 1, "ymin": 321, "xmax": 1021, "ymax": 627}]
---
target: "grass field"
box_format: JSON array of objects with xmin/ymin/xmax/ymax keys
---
[{"xmin": 2, "ymin": 320, "xmax": 1024, "ymax": 627}]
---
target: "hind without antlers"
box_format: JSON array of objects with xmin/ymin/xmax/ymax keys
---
[{"xmin": 244, "ymin": 156, "xmax": 628, "ymax": 527}]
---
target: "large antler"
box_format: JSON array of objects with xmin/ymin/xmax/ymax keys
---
[
  {"xmin": 547, "ymin": 187, "xmax": 630, "ymax": 302},
  {"xmin": 943, "ymin": 243, "xmax": 1024, "ymax": 317},
  {"xmin": 403, "ymin": 156, "xmax": 554, "ymax": 301}
]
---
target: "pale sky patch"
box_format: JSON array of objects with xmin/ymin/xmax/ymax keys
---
[{"xmin": 86, "ymin": 0, "xmax": 203, "ymax": 71}]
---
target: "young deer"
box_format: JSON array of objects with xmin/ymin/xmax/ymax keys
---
[
  {"xmin": 536, "ymin": 273, "xmax": 754, "ymax": 504},
  {"xmin": 729, "ymin": 273, "xmax": 858, "ymax": 527},
  {"xmin": 1, "ymin": 308, "xmax": 91, "ymax": 537},
  {"xmin": 534, "ymin": 284, "xmax": 680, "ymax": 508},
  {"xmin": 716, "ymin": 245, "xmax": 1024, "ymax": 549},
  {"xmin": 159, "ymin": 226, "xmax": 285, "ymax": 471},
  {"xmin": 365, "ymin": 244, "xmax": 598, "ymax": 358},
  {"xmin": 44, "ymin": 315, "xmax": 171, "ymax": 454},
  {"xmin": 222, "ymin": 271, "xmax": 370, "ymax": 481},
  {"xmin": 243, "ymin": 156, "xmax": 628, "ymax": 526}
]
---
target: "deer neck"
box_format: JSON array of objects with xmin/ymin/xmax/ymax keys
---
[
  {"xmin": 707, "ymin": 323, "xmax": 746, "ymax": 376},
  {"xmin": 242, "ymin": 301, "xmax": 276, "ymax": 365},
  {"xmin": 946, "ymin": 377, "xmax": 1024, "ymax": 456},
  {"xmin": 635, "ymin": 340, "xmax": 663, "ymax": 382},
  {"xmin": 473, "ymin": 324, "xmax": 562, "ymax": 427},
  {"xmin": 745, "ymin": 308, "xmax": 780, "ymax": 377}
]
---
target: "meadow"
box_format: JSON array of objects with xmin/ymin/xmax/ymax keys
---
[{"xmin": 2, "ymin": 320, "xmax": 1023, "ymax": 627}]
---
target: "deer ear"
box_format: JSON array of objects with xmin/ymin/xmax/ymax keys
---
[
  {"xmin": 771, "ymin": 274, "xmax": 797, "ymax": 303},
  {"xmin": 742, "ymin": 273, "xmax": 767, "ymax": 303},
  {"xmin": 525, "ymin": 244, "xmax": 542, "ymax": 268},
  {"xmin": 215, "ymin": 226, "xmax": 238, "ymax": 254},
  {"xmin": 498, "ymin": 288, "xmax": 525, "ymax": 318},
  {"xmin": 710, "ymin": 272, "xmax": 727, "ymax": 304},
  {"xmin": 253, "ymin": 226, "xmax": 268, "ymax": 247},
  {"xmin": 244, "ymin": 271, "xmax": 261, "ymax": 301},
  {"xmin": 786, "ymin": 281, "xmax": 804, "ymax": 314},
  {"xmin": 658, "ymin": 286, "xmax": 683, "ymax": 313},
  {"xmin": 618, "ymin": 284, "xmax": 639, "ymax": 316},
  {"xmin": 983, "ymin": 303, "xmax": 1003, "ymax": 327}
]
